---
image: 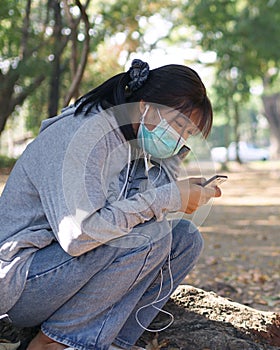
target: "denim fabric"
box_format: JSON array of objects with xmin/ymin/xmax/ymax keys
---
[
  {"xmin": 8, "ymin": 220, "xmax": 202, "ymax": 350},
  {"xmin": 113, "ymin": 219, "xmax": 203, "ymax": 349},
  {"xmin": 8, "ymin": 161, "xmax": 204, "ymax": 350}
]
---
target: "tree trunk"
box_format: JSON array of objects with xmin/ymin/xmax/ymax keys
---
[
  {"xmin": 0, "ymin": 0, "xmax": 45, "ymax": 135},
  {"xmin": 63, "ymin": 0, "xmax": 91, "ymax": 106},
  {"xmin": 233, "ymin": 100, "xmax": 242, "ymax": 163},
  {"xmin": 0, "ymin": 70, "xmax": 19, "ymax": 133},
  {"xmin": 47, "ymin": 0, "xmax": 63, "ymax": 118},
  {"xmin": 138, "ymin": 286, "xmax": 280, "ymax": 350},
  {"xmin": 0, "ymin": 71, "xmax": 45, "ymax": 134},
  {"xmin": 262, "ymin": 93, "xmax": 280, "ymax": 159}
]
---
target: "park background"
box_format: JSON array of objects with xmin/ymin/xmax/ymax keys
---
[{"xmin": 0, "ymin": 0, "xmax": 280, "ymax": 319}]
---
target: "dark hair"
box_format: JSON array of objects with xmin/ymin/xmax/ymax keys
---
[{"xmin": 74, "ymin": 63, "xmax": 213, "ymax": 140}]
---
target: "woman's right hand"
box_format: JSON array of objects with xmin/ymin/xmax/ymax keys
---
[{"xmin": 176, "ymin": 177, "xmax": 221, "ymax": 214}]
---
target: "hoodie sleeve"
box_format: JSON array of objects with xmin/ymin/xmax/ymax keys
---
[
  {"xmin": 80, "ymin": 181, "xmax": 181, "ymax": 247},
  {"xmin": 57, "ymin": 130, "xmax": 181, "ymax": 256}
]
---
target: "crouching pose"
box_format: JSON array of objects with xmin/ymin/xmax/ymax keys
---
[{"xmin": 0, "ymin": 59, "xmax": 221, "ymax": 350}]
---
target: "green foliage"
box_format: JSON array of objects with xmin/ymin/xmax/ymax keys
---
[
  {"xmin": 0, "ymin": 0, "xmax": 279, "ymax": 148},
  {"xmin": 186, "ymin": 0, "xmax": 280, "ymax": 88},
  {"xmin": 0, "ymin": 154, "xmax": 17, "ymax": 169},
  {"xmin": 1, "ymin": 0, "xmax": 162, "ymax": 134},
  {"xmin": 0, "ymin": 1, "xmax": 23, "ymax": 55},
  {"xmin": 25, "ymin": 80, "xmax": 50, "ymax": 134},
  {"xmin": 171, "ymin": 0, "xmax": 280, "ymax": 148}
]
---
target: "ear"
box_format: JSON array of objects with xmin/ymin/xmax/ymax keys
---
[{"xmin": 139, "ymin": 100, "xmax": 149, "ymax": 115}]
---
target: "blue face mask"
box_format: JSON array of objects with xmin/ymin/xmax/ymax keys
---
[{"xmin": 137, "ymin": 107, "xmax": 188, "ymax": 159}]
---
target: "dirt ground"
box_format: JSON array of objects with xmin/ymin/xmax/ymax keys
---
[{"xmin": 1, "ymin": 160, "xmax": 280, "ymax": 316}]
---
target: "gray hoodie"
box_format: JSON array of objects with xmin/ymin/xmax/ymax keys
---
[{"xmin": 0, "ymin": 105, "xmax": 181, "ymax": 314}]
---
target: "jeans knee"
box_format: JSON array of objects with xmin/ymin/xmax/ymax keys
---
[
  {"xmin": 171, "ymin": 219, "xmax": 204, "ymax": 261},
  {"xmin": 129, "ymin": 219, "xmax": 173, "ymax": 260},
  {"xmin": 150, "ymin": 230, "xmax": 172, "ymax": 261},
  {"xmin": 190, "ymin": 223, "xmax": 204, "ymax": 254}
]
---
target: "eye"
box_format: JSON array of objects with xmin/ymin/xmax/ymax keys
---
[
  {"xmin": 188, "ymin": 129, "xmax": 193, "ymax": 136},
  {"xmin": 174, "ymin": 115, "xmax": 187, "ymax": 128},
  {"xmin": 175, "ymin": 120, "xmax": 184, "ymax": 128}
]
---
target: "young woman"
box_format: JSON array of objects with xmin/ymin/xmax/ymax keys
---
[{"xmin": 0, "ymin": 59, "xmax": 221, "ymax": 350}]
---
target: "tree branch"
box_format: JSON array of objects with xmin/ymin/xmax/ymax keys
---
[
  {"xmin": 20, "ymin": 0, "xmax": 32, "ymax": 59},
  {"xmin": 12, "ymin": 75, "xmax": 46, "ymax": 110},
  {"xmin": 63, "ymin": 0, "xmax": 91, "ymax": 106}
]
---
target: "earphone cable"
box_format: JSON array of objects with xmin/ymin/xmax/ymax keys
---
[{"xmin": 135, "ymin": 253, "xmax": 174, "ymax": 332}]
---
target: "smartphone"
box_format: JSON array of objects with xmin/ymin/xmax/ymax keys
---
[{"xmin": 202, "ymin": 175, "xmax": 228, "ymax": 187}]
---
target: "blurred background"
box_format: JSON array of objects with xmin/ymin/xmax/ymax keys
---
[
  {"xmin": 1, "ymin": 0, "xmax": 280, "ymax": 314},
  {"xmin": 0, "ymin": 0, "xmax": 280, "ymax": 167}
]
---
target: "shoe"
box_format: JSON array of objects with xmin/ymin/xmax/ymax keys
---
[{"xmin": 0, "ymin": 316, "xmax": 21, "ymax": 350}]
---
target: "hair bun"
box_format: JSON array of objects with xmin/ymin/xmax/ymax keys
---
[{"xmin": 127, "ymin": 59, "xmax": 150, "ymax": 92}]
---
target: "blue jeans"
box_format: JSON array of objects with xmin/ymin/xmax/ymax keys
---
[
  {"xmin": 8, "ymin": 220, "xmax": 203, "ymax": 350},
  {"xmin": 8, "ymin": 161, "xmax": 204, "ymax": 349}
]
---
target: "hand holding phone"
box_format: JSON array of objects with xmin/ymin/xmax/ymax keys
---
[{"xmin": 202, "ymin": 175, "xmax": 228, "ymax": 187}]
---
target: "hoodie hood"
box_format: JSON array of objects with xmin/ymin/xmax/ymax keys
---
[{"xmin": 39, "ymin": 105, "xmax": 76, "ymax": 133}]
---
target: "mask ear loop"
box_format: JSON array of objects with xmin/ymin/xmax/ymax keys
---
[
  {"xmin": 141, "ymin": 104, "xmax": 150, "ymax": 121},
  {"xmin": 156, "ymin": 108, "xmax": 163, "ymax": 121},
  {"xmin": 140, "ymin": 105, "xmax": 150, "ymax": 175}
]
